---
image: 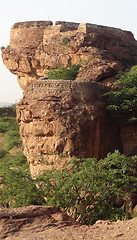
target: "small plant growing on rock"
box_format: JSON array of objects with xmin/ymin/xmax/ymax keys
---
[{"xmin": 61, "ymin": 37, "xmax": 70, "ymax": 46}]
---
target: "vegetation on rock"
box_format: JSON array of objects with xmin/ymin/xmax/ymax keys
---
[
  {"xmin": 48, "ymin": 64, "xmax": 80, "ymax": 80},
  {"xmin": 61, "ymin": 37, "xmax": 70, "ymax": 46},
  {"xmin": 105, "ymin": 65, "xmax": 137, "ymax": 124}
]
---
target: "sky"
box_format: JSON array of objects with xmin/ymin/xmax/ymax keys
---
[{"xmin": 0, "ymin": 0, "xmax": 137, "ymax": 103}]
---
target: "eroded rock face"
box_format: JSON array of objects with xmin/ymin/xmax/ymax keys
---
[
  {"xmin": 2, "ymin": 20, "xmax": 137, "ymax": 176},
  {"xmin": 16, "ymin": 80, "xmax": 121, "ymax": 176},
  {"xmin": 2, "ymin": 21, "xmax": 137, "ymax": 90}
]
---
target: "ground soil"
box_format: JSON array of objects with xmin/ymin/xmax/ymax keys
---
[{"xmin": 0, "ymin": 206, "xmax": 137, "ymax": 240}]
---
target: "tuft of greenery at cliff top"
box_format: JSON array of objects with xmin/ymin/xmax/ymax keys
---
[{"xmin": 48, "ymin": 64, "xmax": 80, "ymax": 80}]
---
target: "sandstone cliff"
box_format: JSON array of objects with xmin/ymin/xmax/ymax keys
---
[{"xmin": 2, "ymin": 20, "xmax": 137, "ymax": 176}]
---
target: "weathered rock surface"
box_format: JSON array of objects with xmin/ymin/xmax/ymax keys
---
[
  {"xmin": 2, "ymin": 20, "xmax": 137, "ymax": 174},
  {"xmin": 1, "ymin": 205, "xmax": 137, "ymax": 240},
  {"xmin": 16, "ymin": 79, "xmax": 121, "ymax": 176},
  {"xmin": 2, "ymin": 21, "xmax": 137, "ymax": 90}
]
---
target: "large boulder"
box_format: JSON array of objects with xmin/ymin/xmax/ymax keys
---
[{"xmin": 16, "ymin": 79, "xmax": 121, "ymax": 176}]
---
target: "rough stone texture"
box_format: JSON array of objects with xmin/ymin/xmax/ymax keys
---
[
  {"xmin": 16, "ymin": 80, "xmax": 121, "ymax": 176},
  {"xmin": 2, "ymin": 20, "xmax": 137, "ymax": 174},
  {"xmin": 2, "ymin": 21, "xmax": 137, "ymax": 90},
  {"xmin": 120, "ymin": 125, "xmax": 137, "ymax": 156},
  {"xmin": 1, "ymin": 205, "xmax": 137, "ymax": 240}
]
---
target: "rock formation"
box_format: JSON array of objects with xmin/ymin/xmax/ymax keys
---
[
  {"xmin": 2, "ymin": 20, "xmax": 137, "ymax": 175},
  {"xmin": 16, "ymin": 79, "xmax": 121, "ymax": 176},
  {"xmin": 2, "ymin": 21, "xmax": 137, "ymax": 90}
]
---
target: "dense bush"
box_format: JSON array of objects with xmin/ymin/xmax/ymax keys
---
[
  {"xmin": 37, "ymin": 151, "xmax": 137, "ymax": 224},
  {"xmin": 0, "ymin": 116, "xmax": 22, "ymax": 151},
  {"xmin": 0, "ymin": 168, "xmax": 45, "ymax": 208},
  {"xmin": 0, "ymin": 106, "xmax": 42, "ymax": 208},
  {"xmin": 105, "ymin": 66, "xmax": 137, "ymax": 124},
  {"xmin": 0, "ymin": 143, "xmax": 44, "ymax": 207},
  {"xmin": 48, "ymin": 64, "xmax": 80, "ymax": 80},
  {"xmin": 0, "ymin": 105, "xmax": 16, "ymax": 118},
  {"xmin": 0, "ymin": 117, "xmax": 19, "ymax": 133},
  {"xmin": 5, "ymin": 130, "xmax": 22, "ymax": 151}
]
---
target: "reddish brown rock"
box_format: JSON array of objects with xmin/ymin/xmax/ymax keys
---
[
  {"xmin": 2, "ymin": 21, "xmax": 137, "ymax": 90},
  {"xmin": 16, "ymin": 79, "xmax": 121, "ymax": 176},
  {"xmin": 2, "ymin": 20, "xmax": 137, "ymax": 175}
]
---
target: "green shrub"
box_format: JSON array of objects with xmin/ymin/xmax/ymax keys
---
[
  {"xmin": 37, "ymin": 150, "xmax": 137, "ymax": 224},
  {"xmin": 61, "ymin": 37, "xmax": 69, "ymax": 46},
  {"xmin": 0, "ymin": 106, "xmax": 40, "ymax": 208},
  {"xmin": 0, "ymin": 121, "xmax": 9, "ymax": 133},
  {"xmin": 0, "ymin": 151, "xmax": 44, "ymax": 208},
  {"xmin": 0, "ymin": 105, "xmax": 16, "ymax": 118},
  {"xmin": 0, "ymin": 117, "xmax": 19, "ymax": 133},
  {"xmin": 0, "ymin": 169, "xmax": 45, "ymax": 208},
  {"xmin": 0, "ymin": 149, "xmax": 6, "ymax": 158},
  {"xmin": 5, "ymin": 130, "xmax": 22, "ymax": 151},
  {"xmin": 48, "ymin": 64, "xmax": 80, "ymax": 80},
  {"xmin": 0, "ymin": 115, "xmax": 22, "ymax": 151},
  {"xmin": 105, "ymin": 66, "xmax": 137, "ymax": 124}
]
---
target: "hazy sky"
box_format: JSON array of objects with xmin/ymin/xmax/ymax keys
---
[{"xmin": 0, "ymin": 0, "xmax": 137, "ymax": 103}]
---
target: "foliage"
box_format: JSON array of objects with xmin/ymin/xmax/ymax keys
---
[
  {"xmin": 0, "ymin": 106, "xmax": 22, "ymax": 151},
  {"xmin": 0, "ymin": 149, "xmax": 6, "ymax": 158},
  {"xmin": 61, "ymin": 37, "xmax": 69, "ymax": 46},
  {"xmin": 37, "ymin": 151, "xmax": 137, "ymax": 224},
  {"xmin": 48, "ymin": 64, "xmax": 81, "ymax": 80},
  {"xmin": 0, "ymin": 117, "xmax": 19, "ymax": 132},
  {"xmin": 0, "ymin": 106, "xmax": 137, "ymax": 224},
  {"xmin": 0, "ymin": 167, "xmax": 45, "ymax": 208},
  {"xmin": 0, "ymin": 106, "xmax": 43, "ymax": 208},
  {"xmin": 105, "ymin": 66, "xmax": 137, "ymax": 124},
  {"xmin": 0, "ymin": 105, "xmax": 16, "ymax": 117},
  {"xmin": 5, "ymin": 130, "xmax": 22, "ymax": 151}
]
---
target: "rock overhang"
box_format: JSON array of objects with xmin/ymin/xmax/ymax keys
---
[{"xmin": 2, "ymin": 19, "xmax": 137, "ymax": 91}]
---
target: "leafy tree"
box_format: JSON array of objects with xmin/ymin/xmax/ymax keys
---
[
  {"xmin": 37, "ymin": 151, "xmax": 137, "ymax": 224},
  {"xmin": 105, "ymin": 66, "xmax": 137, "ymax": 124}
]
